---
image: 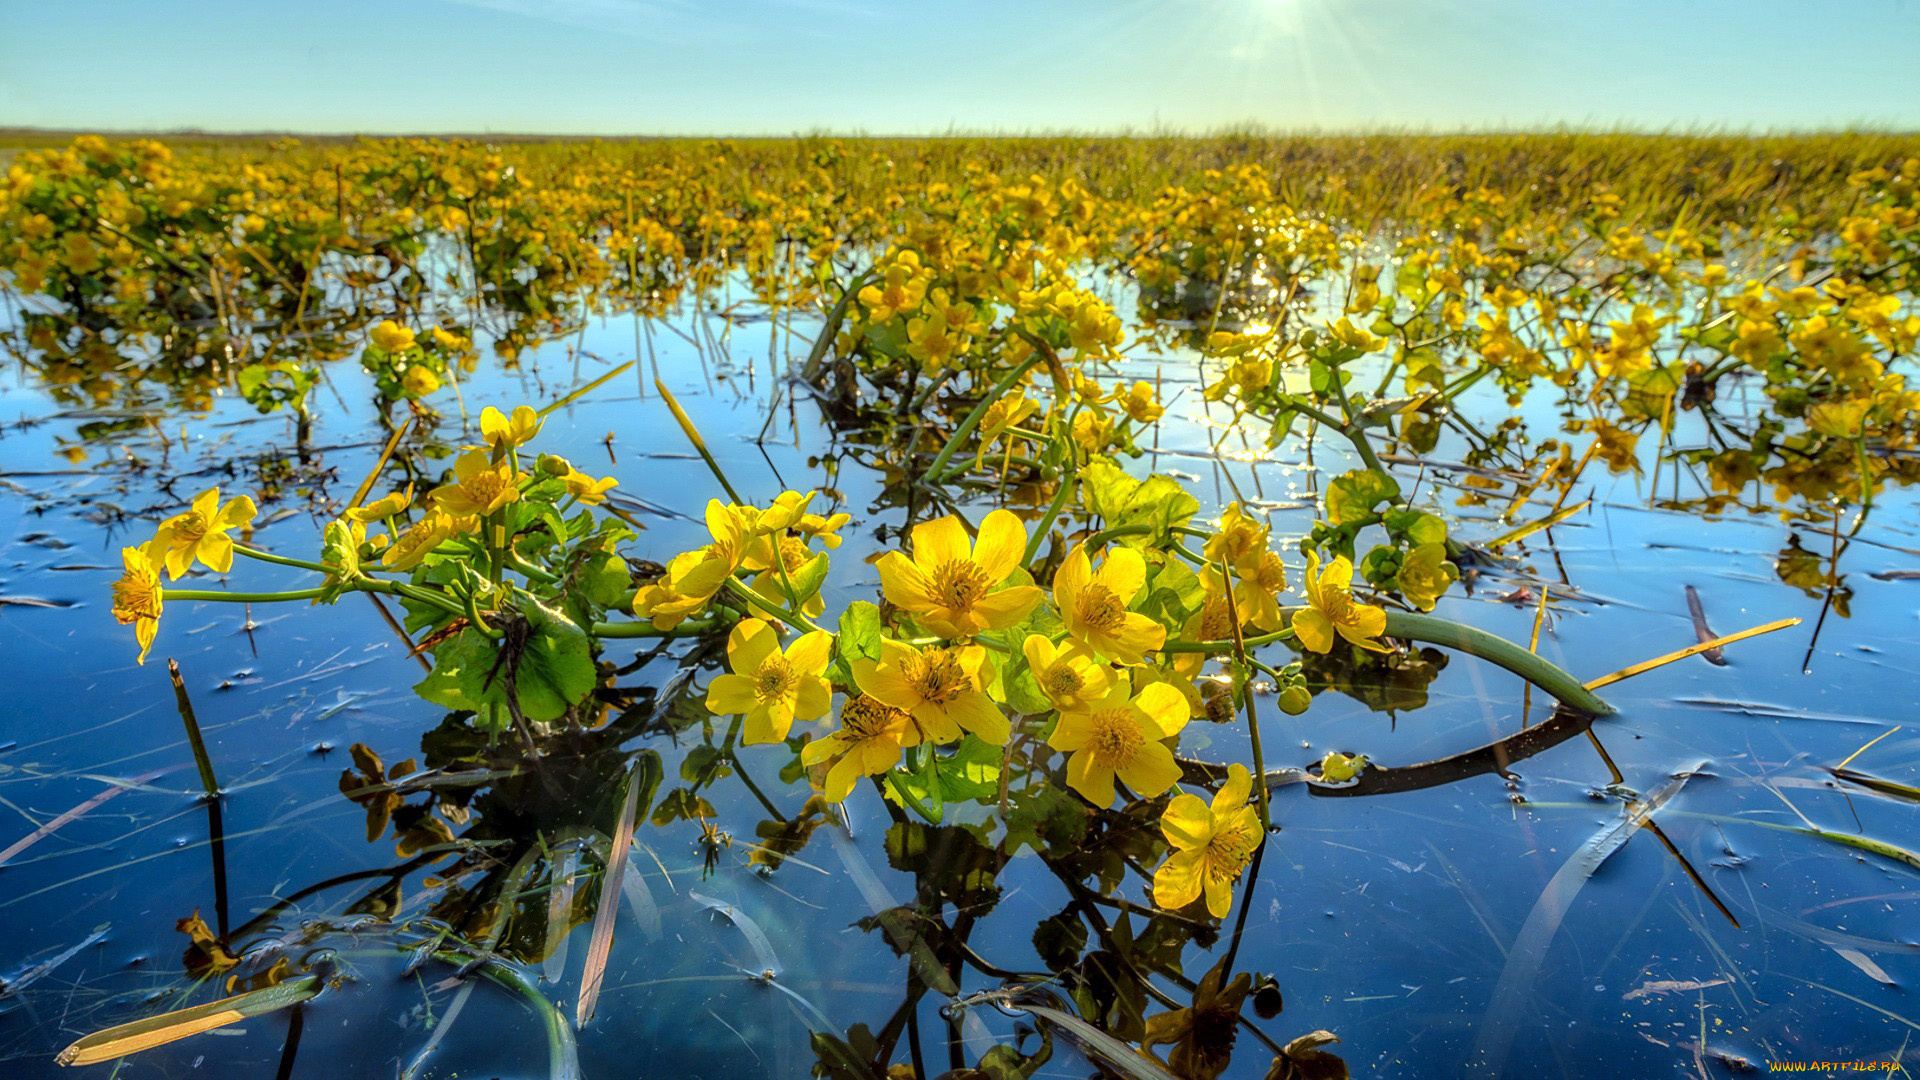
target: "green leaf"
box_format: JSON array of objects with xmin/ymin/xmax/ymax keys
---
[
  {"xmin": 1325, "ymin": 468, "xmax": 1400, "ymax": 527},
  {"xmin": 1383, "ymin": 508, "xmax": 1447, "ymax": 547},
  {"xmin": 412, "ymin": 603, "xmax": 597, "ymax": 724}
]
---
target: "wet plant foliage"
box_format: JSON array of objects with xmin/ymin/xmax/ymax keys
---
[{"xmin": 0, "ymin": 132, "xmax": 1918, "ymax": 1077}]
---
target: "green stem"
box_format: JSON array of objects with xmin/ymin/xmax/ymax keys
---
[
  {"xmin": 1162, "ymin": 609, "xmax": 1614, "ymax": 715},
  {"xmin": 164, "ymin": 587, "xmax": 327, "ymax": 603},
  {"xmin": 1381, "ymin": 611, "xmax": 1614, "ymax": 715},
  {"xmin": 1023, "ymin": 473, "xmax": 1076, "ymax": 564},
  {"xmin": 922, "ymin": 353, "xmax": 1046, "ymax": 483},
  {"xmin": 727, "ymin": 574, "xmax": 826, "ymax": 633},
  {"xmin": 1287, "ymin": 400, "xmax": 1387, "ymax": 477},
  {"xmin": 589, "ymin": 617, "xmax": 725, "ymax": 638},
  {"xmin": 505, "ymin": 551, "xmax": 560, "ymax": 583},
  {"xmin": 233, "ymin": 544, "xmax": 332, "ymax": 574}
]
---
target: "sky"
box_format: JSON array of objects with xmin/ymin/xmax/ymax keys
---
[{"xmin": 3, "ymin": 0, "xmax": 1918, "ymax": 135}]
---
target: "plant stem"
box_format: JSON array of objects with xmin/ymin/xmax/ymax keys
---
[
  {"xmin": 167, "ymin": 659, "xmax": 221, "ymax": 799},
  {"xmin": 164, "ymin": 587, "xmax": 327, "ymax": 603},
  {"xmin": 591, "ymin": 616, "xmax": 725, "ymax": 639},
  {"xmin": 922, "ymin": 353, "xmax": 1045, "ymax": 483},
  {"xmin": 234, "ymin": 545, "xmax": 333, "ymax": 574}
]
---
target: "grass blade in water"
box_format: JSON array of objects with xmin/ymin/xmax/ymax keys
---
[
  {"xmin": 1472, "ymin": 762, "xmax": 1707, "ymax": 1073},
  {"xmin": 56, "ymin": 975, "xmax": 320, "ymax": 1066},
  {"xmin": 578, "ymin": 752, "xmax": 660, "ymax": 1028},
  {"xmin": 1827, "ymin": 767, "xmax": 1920, "ymax": 804},
  {"xmin": 0, "ymin": 768, "xmax": 173, "ymax": 867}
]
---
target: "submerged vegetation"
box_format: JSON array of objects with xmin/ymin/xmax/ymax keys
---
[{"xmin": 2, "ymin": 131, "xmax": 1918, "ymax": 1077}]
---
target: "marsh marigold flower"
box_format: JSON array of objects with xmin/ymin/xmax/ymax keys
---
[
  {"xmin": 150, "ymin": 487, "xmax": 257, "ymax": 580},
  {"xmin": 1152, "ymin": 763, "xmax": 1262, "ymax": 918},
  {"xmin": 1291, "ymin": 551, "xmax": 1389, "ymax": 654},
  {"xmin": 801, "ymin": 694, "xmax": 913, "ymax": 802},
  {"xmin": 876, "ymin": 510, "xmax": 1042, "ymax": 639},
  {"xmin": 110, "ymin": 546, "xmax": 164, "ymax": 664},
  {"xmin": 480, "ymin": 405, "xmax": 543, "ymax": 450},
  {"xmin": 1021, "ymin": 633, "xmax": 1115, "ymax": 712},
  {"xmin": 851, "ymin": 639, "xmax": 1007, "ymax": 745},
  {"xmin": 1053, "ymin": 543, "xmax": 1165, "ymax": 665},
  {"xmin": 382, "ymin": 509, "xmax": 465, "ymax": 572},
  {"xmin": 346, "ymin": 486, "xmax": 412, "ymax": 524},
  {"xmin": 704, "ymin": 618, "xmax": 833, "ymax": 745},
  {"xmin": 1047, "ymin": 681, "xmax": 1189, "ymax": 806},
  {"xmin": 370, "ymin": 320, "xmax": 416, "ymax": 353},
  {"xmin": 431, "ymin": 449, "xmax": 521, "ymax": 517}
]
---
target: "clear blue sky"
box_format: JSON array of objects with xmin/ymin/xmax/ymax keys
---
[{"xmin": 4, "ymin": 0, "xmax": 1917, "ymax": 134}]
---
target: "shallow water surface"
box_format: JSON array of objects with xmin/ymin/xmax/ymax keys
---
[{"xmin": 2, "ymin": 285, "xmax": 1917, "ymax": 1079}]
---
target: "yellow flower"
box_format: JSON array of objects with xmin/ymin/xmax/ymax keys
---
[
  {"xmin": 1290, "ymin": 551, "xmax": 1389, "ymax": 654},
  {"xmin": 1070, "ymin": 409, "xmax": 1113, "ymax": 455},
  {"xmin": 381, "ymin": 509, "xmax": 464, "ymax": 571},
  {"xmin": 430, "ymin": 326, "xmax": 470, "ymax": 352},
  {"xmin": 634, "ymin": 501, "xmax": 758, "ymax": 630},
  {"xmin": 370, "ymin": 319, "xmax": 416, "ymax": 352},
  {"xmin": 704, "ymin": 618, "xmax": 833, "ymax": 745},
  {"xmin": 1021, "ymin": 634, "xmax": 1115, "ymax": 712},
  {"xmin": 851, "ymin": 639, "xmax": 1007, "ymax": 746},
  {"xmin": 801, "ymin": 694, "xmax": 912, "ymax": 801},
  {"xmin": 346, "ymin": 486, "xmax": 412, "ymax": 524},
  {"xmin": 480, "ymin": 405, "xmax": 543, "ymax": 450},
  {"xmin": 1053, "ymin": 543, "xmax": 1166, "ymax": 665},
  {"xmin": 876, "ymin": 510, "xmax": 1042, "ymax": 639},
  {"xmin": 1152, "ymin": 763, "xmax": 1262, "ymax": 918},
  {"xmin": 1202, "ymin": 502, "xmax": 1268, "ymax": 570},
  {"xmin": 402, "ymin": 365, "xmax": 440, "ymax": 396},
  {"xmin": 110, "ymin": 546, "xmax": 164, "ymax": 664},
  {"xmin": 795, "ymin": 510, "xmax": 851, "ymax": 549},
  {"xmin": 431, "ymin": 449, "xmax": 521, "ymax": 517},
  {"xmin": 1116, "ymin": 380, "xmax": 1164, "ymax": 423},
  {"xmin": 1317, "ymin": 751, "xmax": 1368, "ymax": 784},
  {"xmin": 150, "ymin": 487, "xmax": 257, "ymax": 580},
  {"xmin": 1203, "ymin": 551, "xmax": 1288, "ymax": 632},
  {"xmin": 1396, "ymin": 543, "xmax": 1457, "ymax": 613},
  {"xmin": 1047, "ymin": 682, "xmax": 1189, "ymax": 806},
  {"xmin": 562, "ymin": 469, "xmax": 617, "ymax": 504}
]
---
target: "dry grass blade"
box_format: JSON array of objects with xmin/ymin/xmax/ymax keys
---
[
  {"xmin": 1584, "ymin": 617, "xmax": 1801, "ymax": 690},
  {"xmin": 347, "ymin": 415, "xmax": 411, "ymax": 510},
  {"xmin": 576, "ymin": 755, "xmax": 658, "ymax": 1029},
  {"xmin": 0, "ymin": 767, "xmax": 174, "ymax": 867},
  {"xmin": 56, "ymin": 974, "xmax": 320, "ymax": 1066},
  {"xmin": 1826, "ymin": 767, "xmax": 1920, "ymax": 804},
  {"xmin": 1485, "ymin": 498, "xmax": 1589, "ymax": 547}
]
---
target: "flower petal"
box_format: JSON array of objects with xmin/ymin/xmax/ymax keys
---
[
  {"xmin": 1093, "ymin": 545, "xmax": 1147, "ymax": 602},
  {"xmin": 1153, "ymin": 850, "xmax": 1204, "ymax": 911},
  {"xmin": 1118, "ymin": 741, "xmax": 1184, "ymax": 800},
  {"xmin": 910, "ymin": 515, "xmax": 969, "ymax": 571},
  {"xmin": 1134, "ymin": 682, "xmax": 1191, "ymax": 739},
  {"xmin": 876, "ymin": 551, "xmax": 935, "ymax": 612},
  {"xmin": 970, "ymin": 509, "xmax": 1028, "ymax": 582},
  {"xmin": 1065, "ymin": 751, "xmax": 1116, "ymax": 806},
  {"xmin": 1291, "ymin": 608, "xmax": 1334, "ymax": 654},
  {"xmin": 705, "ymin": 673, "xmax": 757, "ymax": 715},
  {"xmin": 1160, "ymin": 793, "xmax": 1213, "ymax": 849},
  {"xmin": 1052, "ymin": 544, "xmax": 1091, "ymax": 612},
  {"xmin": 785, "ymin": 629, "xmax": 834, "ymax": 674},
  {"xmin": 944, "ymin": 691, "xmax": 1009, "ymax": 746},
  {"xmin": 970, "ymin": 585, "xmax": 1043, "ymax": 631},
  {"xmin": 728, "ymin": 618, "xmax": 780, "ymax": 674}
]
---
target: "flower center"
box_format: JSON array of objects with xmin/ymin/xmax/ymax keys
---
[
  {"xmin": 111, "ymin": 574, "xmax": 161, "ymax": 620},
  {"xmin": 1088, "ymin": 707, "xmax": 1143, "ymax": 768},
  {"xmin": 1197, "ymin": 598, "xmax": 1234, "ymax": 640},
  {"xmin": 1043, "ymin": 664, "xmax": 1084, "ymax": 697},
  {"xmin": 754, "ymin": 656, "xmax": 794, "ymax": 700},
  {"xmin": 906, "ymin": 649, "xmax": 971, "ymax": 705},
  {"xmin": 776, "ymin": 536, "xmax": 810, "ymax": 573},
  {"xmin": 840, "ymin": 694, "xmax": 907, "ymax": 739},
  {"xmin": 170, "ymin": 510, "xmax": 208, "ymax": 544},
  {"xmin": 464, "ymin": 471, "xmax": 510, "ymax": 505},
  {"xmin": 1076, "ymin": 584, "xmax": 1127, "ymax": 632},
  {"xmin": 930, "ymin": 559, "xmax": 990, "ymax": 611},
  {"xmin": 1203, "ymin": 822, "xmax": 1260, "ymax": 882}
]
